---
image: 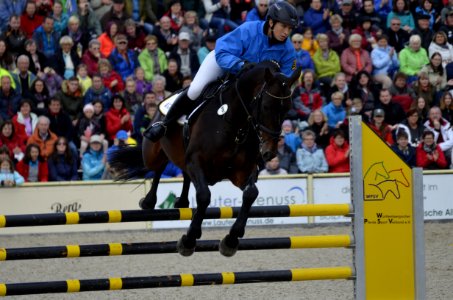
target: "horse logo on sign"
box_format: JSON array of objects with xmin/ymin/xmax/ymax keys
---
[{"xmin": 363, "ymin": 162, "xmax": 410, "ymax": 201}]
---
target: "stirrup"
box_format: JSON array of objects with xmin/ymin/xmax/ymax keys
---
[{"xmin": 144, "ymin": 121, "xmax": 167, "ymax": 142}]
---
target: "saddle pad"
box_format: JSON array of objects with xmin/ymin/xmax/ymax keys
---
[{"xmin": 158, "ymin": 91, "xmax": 187, "ymax": 125}]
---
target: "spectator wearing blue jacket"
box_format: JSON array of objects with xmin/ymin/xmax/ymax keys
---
[
  {"xmin": 84, "ymin": 74, "xmax": 112, "ymax": 106},
  {"xmin": 47, "ymin": 137, "xmax": 79, "ymax": 181},
  {"xmin": 292, "ymin": 33, "xmax": 315, "ymax": 71},
  {"xmin": 32, "ymin": 16, "xmax": 60, "ymax": 58},
  {"xmin": 144, "ymin": 1, "xmax": 299, "ymax": 142},
  {"xmin": 245, "ymin": 0, "xmax": 269, "ymax": 22},
  {"xmin": 81, "ymin": 134, "xmax": 105, "ymax": 181},
  {"xmin": 322, "ymin": 91, "xmax": 347, "ymax": 130},
  {"xmin": 281, "ymin": 119, "xmax": 302, "ymax": 153},
  {"xmin": 371, "ymin": 34, "xmax": 399, "ymax": 89},
  {"xmin": 296, "ymin": 129, "xmax": 328, "ymax": 173},
  {"xmin": 304, "ymin": 0, "xmax": 330, "ymax": 35},
  {"xmin": 108, "ymin": 34, "xmax": 139, "ymax": 81}
]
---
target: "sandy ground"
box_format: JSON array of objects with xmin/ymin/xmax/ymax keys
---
[{"xmin": 0, "ymin": 222, "xmax": 452, "ymax": 300}]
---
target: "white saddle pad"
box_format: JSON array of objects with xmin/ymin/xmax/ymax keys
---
[{"xmin": 158, "ymin": 92, "xmax": 186, "ymax": 125}]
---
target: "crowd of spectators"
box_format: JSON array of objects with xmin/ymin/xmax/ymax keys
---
[{"xmin": 1, "ymin": 0, "xmax": 453, "ymax": 186}]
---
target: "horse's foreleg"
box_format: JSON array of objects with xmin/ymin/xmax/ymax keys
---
[
  {"xmin": 174, "ymin": 172, "xmax": 191, "ymax": 208},
  {"xmin": 139, "ymin": 164, "xmax": 166, "ymax": 210},
  {"xmin": 220, "ymin": 178, "xmax": 258, "ymax": 257},
  {"xmin": 177, "ymin": 169, "xmax": 210, "ymax": 256}
]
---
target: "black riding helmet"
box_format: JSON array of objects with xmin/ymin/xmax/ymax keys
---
[{"xmin": 266, "ymin": 2, "xmax": 299, "ymax": 28}]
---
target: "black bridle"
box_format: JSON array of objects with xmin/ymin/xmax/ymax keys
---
[{"xmin": 234, "ymin": 76, "xmax": 292, "ymax": 147}]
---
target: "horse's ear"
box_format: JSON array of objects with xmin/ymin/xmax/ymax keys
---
[
  {"xmin": 288, "ymin": 67, "xmax": 302, "ymax": 86},
  {"xmin": 264, "ymin": 68, "xmax": 273, "ymax": 83}
]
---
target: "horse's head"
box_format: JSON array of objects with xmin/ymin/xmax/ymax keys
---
[{"xmin": 248, "ymin": 64, "xmax": 302, "ymax": 161}]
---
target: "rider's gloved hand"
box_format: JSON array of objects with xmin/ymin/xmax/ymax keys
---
[{"xmin": 236, "ymin": 61, "xmax": 256, "ymax": 77}]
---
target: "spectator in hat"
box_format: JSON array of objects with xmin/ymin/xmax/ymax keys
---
[
  {"xmin": 168, "ymin": 31, "xmax": 200, "ymax": 78},
  {"xmin": 81, "ymin": 134, "xmax": 106, "ymax": 180},
  {"xmin": 415, "ymin": 0, "xmax": 437, "ymax": 30},
  {"xmin": 198, "ymin": 33, "xmax": 217, "ymax": 64},
  {"xmin": 368, "ymin": 108, "xmax": 394, "ymax": 145},
  {"xmin": 100, "ymin": 0, "xmax": 130, "ymax": 32},
  {"xmin": 108, "ymin": 34, "xmax": 139, "ymax": 81},
  {"xmin": 411, "ymin": 13, "xmax": 434, "ymax": 51}
]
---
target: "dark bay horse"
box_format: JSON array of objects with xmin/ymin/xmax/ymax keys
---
[{"xmin": 112, "ymin": 61, "xmax": 301, "ymax": 257}]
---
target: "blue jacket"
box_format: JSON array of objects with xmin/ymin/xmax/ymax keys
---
[
  {"xmin": 0, "ymin": 171, "xmax": 24, "ymax": 186},
  {"xmin": 0, "ymin": 0, "xmax": 26, "ymax": 31},
  {"xmin": 245, "ymin": 8, "xmax": 265, "ymax": 22},
  {"xmin": 386, "ymin": 11, "xmax": 415, "ymax": 31},
  {"xmin": 47, "ymin": 154, "xmax": 79, "ymax": 181},
  {"xmin": 32, "ymin": 26, "xmax": 60, "ymax": 58},
  {"xmin": 284, "ymin": 132, "xmax": 302, "ymax": 153},
  {"xmin": 108, "ymin": 48, "xmax": 139, "ymax": 81},
  {"xmin": 391, "ymin": 144, "xmax": 416, "ymax": 167},
  {"xmin": 371, "ymin": 46, "xmax": 399, "ymax": 76},
  {"xmin": 215, "ymin": 21, "xmax": 296, "ymax": 76},
  {"xmin": 296, "ymin": 144, "xmax": 328, "ymax": 173},
  {"xmin": 303, "ymin": 8, "xmax": 329, "ymax": 35},
  {"xmin": 0, "ymin": 87, "xmax": 21, "ymax": 120},
  {"xmin": 82, "ymin": 150, "xmax": 105, "ymax": 181},
  {"xmin": 295, "ymin": 49, "xmax": 315, "ymax": 71},
  {"xmin": 322, "ymin": 102, "xmax": 346, "ymax": 129},
  {"xmin": 84, "ymin": 87, "xmax": 112, "ymax": 108}
]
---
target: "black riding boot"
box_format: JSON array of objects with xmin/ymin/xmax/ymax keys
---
[{"xmin": 143, "ymin": 90, "xmax": 191, "ymax": 142}]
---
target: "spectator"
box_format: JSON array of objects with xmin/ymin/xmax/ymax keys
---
[
  {"xmin": 291, "ymin": 70, "xmax": 323, "ymax": 121},
  {"xmin": 413, "ymin": 71, "xmax": 436, "ymax": 107},
  {"xmin": 0, "ymin": 157, "xmax": 24, "ymax": 187},
  {"xmin": 16, "ymin": 143, "xmax": 48, "ymax": 182},
  {"xmin": 421, "ymin": 52, "xmax": 447, "ymax": 94},
  {"xmin": 98, "ymin": 22, "xmax": 118, "ymax": 58},
  {"xmin": 134, "ymin": 91, "xmax": 157, "ymax": 142},
  {"xmin": 36, "ymin": 0, "xmax": 53, "ymax": 17},
  {"xmin": 325, "ymin": 129, "xmax": 350, "ymax": 173},
  {"xmin": 327, "ymin": 72, "xmax": 351, "ymax": 108},
  {"xmin": 21, "ymin": 1, "xmax": 44, "ymax": 38},
  {"xmin": 281, "ymin": 119, "xmax": 301, "ymax": 153},
  {"xmin": 391, "ymin": 129, "xmax": 416, "ymax": 167},
  {"xmin": 105, "ymin": 94, "xmax": 133, "ymax": 142},
  {"xmin": 169, "ymin": 32, "xmax": 200, "ymax": 78},
  {"xmin": 0, "ymin": 145, "xmax": 11, "ymax": 162},
  {"xmin": 91, "ymin": 0, "xmax": 113, "ymax": 20},
  {"xmin": 51, "ymin": 0, "xmax": 69, "ymax": 36},
  {"xmin": 386, "ymin": 16, "xmax": 410, "ymax": 53},
  {"xmin": 411, "ymin": 96, "xmax": 430, "ymax": 122},
  {"xmin": 416, "ymin": 130, "xmax": 447, "ymax": 169},
  {"xmin": 92, "ymin": 99, "xmax": 108, "ymax": 134},
  {"xmin": 134, "ymin": 67, "xmax": 153, "ymax": 95},
  {"xmin": 296, "ymin": 129, "xmax": 328, "ymax": 173},
  {"xmin": 12, "ymin": 99, "xmax": 38, "ymax": 142},
  {"xmin": 429, "ymin": 31, "xmax": 453, "ymax": 68},
  {"xmin": 81, "ymin": 134, "xmax": 106, "ymax": 180},
  {"xmin": 123, "ymin": 0, "xmax": 157, "ymax": 35},
  {"xmin": 306, "ymin": 109, "xmax": 330, "ymax": 149},
  {"xmin": 337, "ymin": 0, "xmax": 359, "ymax": 31},
  {"xmin": 12, "ymin": 55, "xmax": 36, "ymax": 97},
  {"xmin": 152, "ymin": 75, "xmax": 171, "ymax": 102},
  {"xmin": 276, "ymin": 131, "xmax": 298, "ymax": 174},
  {"xmin": 47, "ymin": 136, "xmax": 79, "ymax": 181},
  {"xmin": 61, "ymin": 15, "xmax": 90, "ymax": 56},
  {"xmin": 322, "ymin": 91, "xmax": 347, "ymax": 130},
  {"xmin": 197, "ymin": 33, "xmax": 217, "ymax": 64},
  {"xmin": 440, "ymin": 91, "xmax": 453, "ymax": 123},
  {"xmin": 83, "ymin": 73, "xmax": 112, "ymax": 108},
  {"xmin": 312, "ymin": 33, "xmax": 341, "ymax": 89},
  {"xmin": 292, "ymin": 33, "xmax": 315, "ymax": 71},
  {"xmin": 423, "ymin": 106, "xmax": 453, "ymax": 158},
  {"xmin": 0, "ymin": 75, "xmax": 21, "ymax": 120},
  {"xmin": 386, "ymin": 0, "xmax": 415, "ymax": 33},
  {"xmin": 139, "ymin": 102, "xmax": 158, "ymax": 139},
  {"xmin": 121, "ymin": 78, "xmax": 143, "ymax": 114},
  {"xmin": 390, "ymin": 72, "xmax": 416, "ymax": 113},
  {"xmin": 0, "ymin": 15, "xmax": 27, "ymax": 57},
  {"xmin": 100, "ymin": 0, "xmax": 130, "ymax": 32},
  {"xmin": 162, "ymin": 58, "xmax": 184, "ymax": 93},
  {"xmin": 440, "ymin": 0, "xmax": 453, "ymax": 24},
  {"xmin": 27, "ymin": 79, "xmax": 50, "ymax": 114},
  {"xmin": 0, "ymin": 0, "xmax": 27, "ymax": 34},
  {"xmin": 259, "ymin": 156, "xmax": 288, "ymax": 176},
  {"xmin": 31, "ymin": 16, "xmax": 59, "ymax": 58},
  {"xmin": 411, "ymin": 14, "xmax": 433, "ymax": 51},
  {"xmin": 399, "ymin": 34, "xmax": 429, "ymax": 83},
  {"xmin": 340, "ymin": 34, "xmax": 372, "ymax": 82},
  {"xmin": 98, "ymin": 58, "xmax": 124, "ymax": 94},
  {"xmin": 22, "ymin": 39, "xmax": 48, "ymax": 77},
  {"xmin": 326, "ymin": 14, "xmax": 350, "ymax": 55},
  {"xmin": 414, "ymin": 0, "xmax": 437, "ymax": 30},
  {"xmin": 108, "ymin": 34, "xmax": 140, "ymax": 81},
  {"xmin": 245, "ymin": 0, "xmax": 269, "ymax": 22},
  {"xmin": 202, "ymin": 0, "xmax": 239, "ymax": 37},
  {"xmin": 351, "ymin": 70, "xmax": 377, "ymax": 113},
  {"xmin": 376, "ymin": 88, "xmax": 406, "ymax": 125},
  {"xmin": 151, "ymin": 16, "xmax": 178, "ymax": 54},
  {"xmin": 75, "ymin": 0, "xmax": 102, "ymax": 38},
  {"xmin": 0, "ymin": 39, "xmax": 15, "ymax": 71},
  {"xmin": 300, "ymin": 28, "xmax": 319, "ymax": 57},
  {"xmin": 138, "ymin": 35, "xmax": 168, "ymax": 82},
  {"xmin": 163, "ymin": 0, "xmax": 185, "ymax": 32},
  {"xmin": 52, "ymin": 35, "xmax": 81, "ymax": 79},
  {"xmin": 368, "ymin": 108, "xmax": 394, "ymax": 145},
  {"xmin": 395, "ymin": 108, "xmax": 426, "ymax": 147},
  {"xmin": 0, "ymin": 120, "xmax": 26, "ymax": 161},
  {"xmin": 78, "ymin": 103, "xmax": 109, "ymax": 158},
  {"xmin": 124, "ymin": 18, "xmax": 146, "ymax": 52},
  {"xmin": 82, "ymin": 40, "xmax": 104, "ymax": 77},
  {"xmin": 360, "ymin": 0, "xmax": 385, "ymax": 30},
  {"xmin": 45, "ymin": 98, "xmax": 76, "ymax": 152},
  {"xmin": 179, "ymin": 11, "xmax": 204, "ymax": 52},
  {"xmin": 352, "ymin": 16, "xmax": 378, "ymax": 51},
  {"xmin": 304, "ymin": 0, "xmax": 330, "ymax": 35},
  {"xmin": 440, "ymin": 10, "xmax": 453, "ymax": 45},
  {"xmin": 371, "ymin": 34, "xmax": 399, "ymax": 89},
  {"xmin": 27, "ymin": 115, "xmax": 58, "ymax": 160},
  {"xmin": 55, "ymin": 77, "xmax": 84, "ymax": 123},
  {"xmin": 77, "ymin": 64, "xmax": 92, "ymax": 95}
]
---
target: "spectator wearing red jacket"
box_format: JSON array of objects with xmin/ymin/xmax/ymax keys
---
[
  {"xmin": 291, "ymin": 70, "xmax": 323, "ymax": 121},
  {"xmin": 16, "ymin": 143, "xmax": 48, "ymax": 182},
  {"xmin": 105, "ymin": 94, "xmax": 133, "ymax": 142},
  {"xmin": 416, "ymin": 130, "xmax": 448, "ymax": 169},
  {"xmin": 0, "ymin": 120, "xmax": 26, "ymax": 161},
  {"xmin": 20, "ymin": 1, "xmax": 44, "ymax": 38},
  {"xmin": 325, "ymin": 129, "xmax": 350, "ymax": 173},
  {"xmin": 98, "ymin": 58, "xmax": 124, "ymax": 94},
  {"xmin": 368, "ymin": 108, "xmax": 395, "ymax": 146}
]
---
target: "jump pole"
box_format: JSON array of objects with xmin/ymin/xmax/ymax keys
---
[{"xmin": 350, "ymin": 115, "xmax": 425, "ymax": 300}]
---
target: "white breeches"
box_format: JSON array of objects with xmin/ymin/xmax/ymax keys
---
[{"xmin": 187, "ymin": 50, "xmax": 225, "ymax": 100}]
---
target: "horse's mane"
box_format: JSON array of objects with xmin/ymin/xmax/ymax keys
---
[{"xmin": 241, "ymin": 60, "xmax": 281, "ymax": 80}]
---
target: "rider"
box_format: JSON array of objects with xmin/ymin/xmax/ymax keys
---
[{"xmin": 143, "ymin": 1, "xmax": 299, "ymax": 142}]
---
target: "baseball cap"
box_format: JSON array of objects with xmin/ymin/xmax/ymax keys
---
[
  {"xmin": 373, "ymin": 108, "xmax": 385, "ymax": 117},
  {"xmin": 90, "ymin": 135, "xmax": 102, "ymax": 144},
  {"xmin": 116, "ymin": 130, "xmax": 128, "ymax": 140},
  {"xmin": 342, "ymin": 0, "xmax": 353, "ymax": 5},
  {"xmin": 178, "ymin": 32, "xmax": 190, "ymax": 41}
]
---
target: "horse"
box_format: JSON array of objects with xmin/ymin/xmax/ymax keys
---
[{"xmin": 111, "ymin": 61, "xmax": 301, "ymax": 257}]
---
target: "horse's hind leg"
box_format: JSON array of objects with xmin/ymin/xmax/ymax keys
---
[
  {"xmin": 220, "ymin": 177, "xmax": 258, "ymax": 257},
  {"xmin": 174, "ymin": 172, "xmax": 191, "ymax": 208},
  {"xmin": 139, "ymin": 164, "xmax": 166, "ymax": 210},
  {"xmin": 177, "ymin": 168, "xmax": 210, "ymax": 256}
]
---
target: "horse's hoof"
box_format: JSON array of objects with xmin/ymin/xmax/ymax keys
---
[
  {"xmin": 219, "ymin": 234, "xmax": 239, "ymax": 257},
  {"xmin": 139, "ymin": 198, "xmax": 155, "ymax": 210},
  {"xmin": 177, "ymin": 235, "xmax": 195, "ymax": 257},
  {"xmin": 174, "ymin": 197, "xmax": 189, "ymax": 208}
]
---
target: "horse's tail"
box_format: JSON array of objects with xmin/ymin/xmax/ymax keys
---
[{"xmin": 108, "ymin": 146, "xmax": 148, "ymax": 180}]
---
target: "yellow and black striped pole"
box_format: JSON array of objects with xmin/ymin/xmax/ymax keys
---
[
  {"xmin": 0, "ymin": 267, "xmax": 353, "ymax": 297},
  {"xmin": 0, "ymin": 204, "xmax": 352, "ymax": 228},
  {"xmin": 0, "ymin": 235, "xmax": 352, "ymax": 261}
]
